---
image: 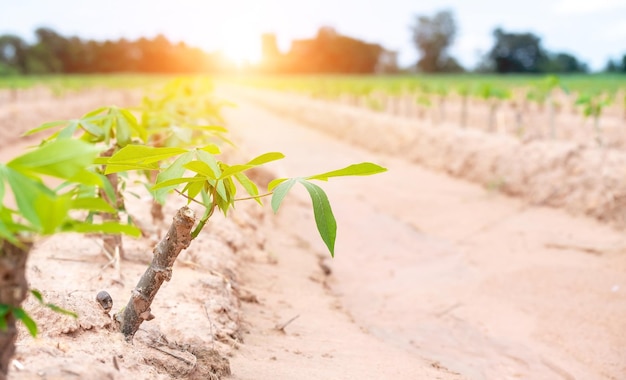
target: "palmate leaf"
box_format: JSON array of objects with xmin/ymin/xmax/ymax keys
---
[
  {"xmin": 152, "ymin": 151, "xmax": 195, "ymax": 203},
  {"xmin": 269, "ymin": 178, "xmax": 337, "ymax": 257},
  {"xmin": 267, "ymin": 162, "xmax": 387, "ymax": 257},
  {"xmin": 196, "ymin": 149, "xmax": 221, "ymax": 178},
  {"xmin": 234, "ymin": 172, "xmax": 261, "ymax": 205},
  {"xmin": 4, "ymin": 167, "xmax": 55, "ymax": 230},
  {"xmin": 184, "ymin": 160, "xmax": 217, "ymax": 179},
  {"xmin": 35, "ymin": 193, "xmax": 73, "ymax": 234},
  {"xmin": 102, "ymin": 145, "xmax": 188, "ymax": 174},
  {"xmin": 218, "ymin": 152, "xmax": 285, "ymax": 180},
  {"xmin": 271, "ymin": 178, "xmax": 297, "ymax": 213},
  {"xmin": 7, "ymin": 139, "xmax": 101, "ymax": 181},
  {"xmin": 23, "ymin": 120, "xmax": 69, "ymax": 136}
]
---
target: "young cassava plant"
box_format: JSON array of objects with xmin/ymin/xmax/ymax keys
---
[
  {"xmin": 98, "ymin": 144, "xmax": 386, "ymax": 341},
  {"xmin": 575, "ymin": 91, "xmax": 614, "ymax": 147},
  {"xmin": 24, "ymin": 105, "xmax": 147, "ymax": 259},
  {"xmin": 0, "ymin": 139, "xmax": 140, "ymax": 379}
]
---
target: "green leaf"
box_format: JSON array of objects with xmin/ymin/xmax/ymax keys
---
[
  {"xmin": 108, "ymin": 145, "xmax": 187, "ymax": 165},
  {"xmin": 69, "ymin": 221, "xmax": 141, "ymax": 237},
  {"xmin": 7, "ymin": 139, "xmax": 100, "ymax": 180},
  {"xmin": 30, "ymin": 290, "xmax": 78, "ymax": 318},
  {"xmin": 83, "ymin": 106, "xmax": 109, "ymax": 118},
  {"xmin": 151, "ymin": 176, "xmax": 206, "ymax": 190},
  {"xmin": 30, "ymin": 290, "xmax": 43, "ymax": 303},
  {"xmin": 115, "ymin": 113, "xmax": 132, "ymax": 147},
  {"xmin": 0, "ymin": 165, "xmax": 6, "ymax": 203},
  {"xmin": 153, "ymin": 151, "xmax": 195, "ymax": 203},
  {"xmin": 72, "ymin": 197, "xmax": 116, "ymax": 213},
  {"xmin": 306, "ymin": 162, "xmax": 387, "ymax": 181},
  {"xmin": 99, "ymin": 174, "xmax": 118, "ymax": 206},
  {"xmin": 215, "ymin": 179, "xmax": 228, "ymax": 202},
  {"xmin": 298, "ymin": 179, "xmax": 337, "ymax": 257},
  {"xmin": 120, "ymin": 108, "xmax": 147, "ymax": 142},
  {"xmin": 196, "ymin": 150, "xmax": 222, "ymax": 178},
  {"xmin": 56, "ymin": 122, "xmax": 80, "ymax": 139},
  {"xmin": 201, "ymin": 144, "xmax": 221, "ymax": 155},
  {"xmin": 79, "ymin": 118, "xmax": 106, "ymax": 139},
  {"xmin": 189, "ymin": 125, "xmax": 228, "ymax": 134},
  {"xmin": 184, "ymin": 176, "xmax": 205, "ymax": 201},
  {"xmin": 4, "ymin": 168, "xmax": 54, "ymax": 229},
  {"xmin": 271, "ymin": 178, "xmax": 297, "ymax": 213},
  {"xmin": 268, "ymin": 178, "xmax": 289, "ymax": 191},
  {"xmin": 42, "ymin": 303, "xmax": 78, "ymax": 318},
  {"xmin": 35, "ymin": 193, "xmax": 72, "ymax": 234},
  {"xmin": 104, "ymin": 162, "xmax": 159, "ymax": 174},
  {"xmin": 234, "ymin": 172, "xmax": 261, "ymax": 204},
  {"xmin": 219, "ymin": 164, "xmax": 253, "ymax": 179},
  {"xmin": 246, "ymin": 152, "xmax": 285, "ymax": 166},
  {"xmin": 184, "ymin": 160, "xmax": 217, "ymax": 179},
  {"xmin": 13, "ymin": 307, "xmax": 37, "ymax": 337},
  {"xmin": 0, "ymin": 304, "xmax": 8, "ymax": 331},
  {"xmin": 224, "ymin": 177, "xmax": 237, "ymax": 200},
  {"xmin": 23, "ymin": 120, "xmax": 69, "ymax": 136}
]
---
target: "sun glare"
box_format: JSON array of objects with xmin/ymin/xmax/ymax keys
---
[{"xmin": 222, "ymin": 37, "xmax": 262, "ymax": 67}]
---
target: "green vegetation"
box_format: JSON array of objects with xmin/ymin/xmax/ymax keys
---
[
  {"xmin": 223, "ymin": 74, "xmax": 626, "ymax": 98},
  {"xmin": 225, "ymin": 73, "xmax": 625, "ymax": 144},
  {"xmin": 0, "ymin": 76, "xmax": 386, "ymax": 377}
]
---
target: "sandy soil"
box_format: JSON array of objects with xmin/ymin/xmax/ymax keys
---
[
  {"xmin": 222, "ymin": 93, "xmax": 626, "ymax": 379},
  {"xmin": 230, "ymin": 86, "xmax": 626, "ymax": 229},
  {"xmin": 2, "ymin": 88, "xmax": 625, "ymax": 379}
]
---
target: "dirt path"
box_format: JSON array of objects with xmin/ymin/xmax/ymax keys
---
[{"xmin": 221, "ymin": 92, "xmax": 626, "ymax": 379}]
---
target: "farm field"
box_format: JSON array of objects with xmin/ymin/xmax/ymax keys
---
[
  {"xmin": 0, "ymin": 75, "xmax": 625, "ymax": 379},
  {"xmin": 224, "ymin": 74, "xmax": 626, "ymax": 148}
]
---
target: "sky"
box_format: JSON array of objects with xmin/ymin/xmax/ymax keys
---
[{"xmin": 1, "ymin": 0, "xmax": 625, "ymax": 71}]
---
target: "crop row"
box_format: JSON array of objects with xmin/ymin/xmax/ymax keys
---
[
  {"xmin": 0, "ymin": 76, "xmax": 385, "ymax": 378},
  {"xmin": 226, "ymin": 74, "xmax": 626, "ymax": 148}
]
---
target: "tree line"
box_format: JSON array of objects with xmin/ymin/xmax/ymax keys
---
[
  {"xmin": 259, "ymin": 27, "xmax": 395, "ymax": 74},
  {"xmin": 412, "ymin": 10, "xmax": 626, "ymax": 74},
  {"xmin": 0, "ymin": 27, "xmax": 222, "ymax": 75},
  {"xmin": 1, "ymin": 16, "xmax": 624, "ymax": 75}
]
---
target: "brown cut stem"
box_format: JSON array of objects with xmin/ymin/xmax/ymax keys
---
[
  {"xmin": 0, "ymin": 239, "xmax": 32, "ymax": 380},
  {"xmin": 117, "ymin": 207, "xmax": 196, "ymax": 342}
]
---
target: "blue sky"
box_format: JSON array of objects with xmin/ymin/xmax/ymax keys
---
[{"xmin": 1, "ymin": 0, "xmax": 625, "ymax": 70}]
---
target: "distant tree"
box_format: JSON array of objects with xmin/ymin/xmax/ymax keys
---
[
  {"xmin": 487, "ymin": 28, "xmax": 548, "ymax": 73},
  {"xmin": 603, "ymin": 55, "xmax": 626, "ymax": 73},
  {"xmin": 605, "ymin": 59, "xmax": 618, "ymax": 73},
  {"xmin": 27, "ymin": 27, "xmax": 68, "ymax": 73},
  {"xmin": 410, "ymin": 10, "xmax": 460, "ymax": 72},
  {"xmin": 283, "ymin": 27, "xmax": 387, "ymax": 73},
  {"xmin": 439, "ymin": 57, "xmax": 465, "ymax": 73},
  {"xmin": 541, "ymin": 52, "xmax": 588, "ymax": 73},
  {"xmin": 0, "ymin": 35, "xmax": 29, "ymax": 74}
]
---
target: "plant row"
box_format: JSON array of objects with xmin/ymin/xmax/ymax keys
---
[{"xmin": 0, "ymin": 76, "xmax": 385, "ymax": 378}]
